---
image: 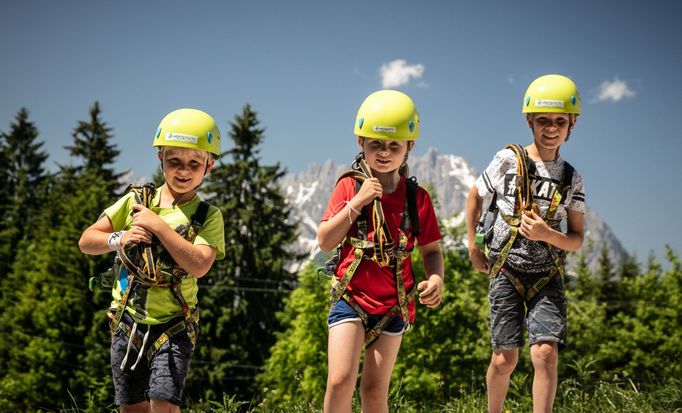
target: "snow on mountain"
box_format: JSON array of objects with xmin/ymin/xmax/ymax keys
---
[{"xmin": 282, "ymin": 148, "xmax": 626, "ymax": 270}]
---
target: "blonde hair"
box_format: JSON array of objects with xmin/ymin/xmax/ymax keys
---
[{"xmin": 159, "ymin": 146, "xmax": 211, "ymax": 163}]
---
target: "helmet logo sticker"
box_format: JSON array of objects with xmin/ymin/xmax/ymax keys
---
[
  {"xmin": 535, "ymin": 99, "xmax": 564, "ymax": 108},
  {"xmin": 155, "ymin": 127, "xmax": 162, "ymax": 139},
  {"xmin": 207, "ymin": 132, "xmax": 213, "ymax": 144},
  {"xmin": 525, "ymin": 96, "xmax": 531, "ymax": 107},
  {"xmin": 166, "ymin": 132, "xmax": 198, "ymax": 144},
  {"xmin": 409, "ymin": 120, "xmax": 415, "ymax": 132},
  {"xmin": 358, "ymin": 117, "xmax": 364, "ymax": 129},
  {"xmin": 373, "ymin": 126, "xmax": 396, "ymax": 133},
  {"xmin": 571, "ymin": 96, "xmax": 577, "ymax": 105}
]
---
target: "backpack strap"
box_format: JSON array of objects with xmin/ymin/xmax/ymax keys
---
[
  {"xmin": 405, "ymin": 176, "xmax": 420, "ymax": 237},
  {"xmin": 191, "ymin": 201, "xmax": 210, "ymax": 227}
]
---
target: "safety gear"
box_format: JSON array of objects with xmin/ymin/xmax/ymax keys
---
[
  {"xmin": 476, "ymin": 144, "xmax": 574, "ymax": 301},
  {"xmin": 319, "ymin": 153, "xmax": 420, "ymax": 347},
  {"xmin": 522, "ymin": 74, "xmax": 581, "ymax": 115},
  {"xmin": 354, "ymin": 90, "xmax": 420, "ymax": 141},
  {"xmin": 153, "ymin": 108, "xmax": 221, "ymax": 156},
  {"xmin": 103, "ymin": 184, "xmax": 210, "ymax": 368}
]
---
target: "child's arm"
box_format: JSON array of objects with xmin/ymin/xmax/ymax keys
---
[
  {"xmin": 416, "ymin": 240, "xmax": 444, "ymax": 308},
  {"xmin": 317, "ymin": 177, "xmax": 382, "ymax": 252},
  {"xmin": 466, "ymin": 186, "xmax": 489, "ymax": 273},
  {"xmin": 79, "ymin": 216, "xmax": 152, "ymax": 255},
  {"xmin": 129, "ymin": 204, "xmax": 217, "ymax": 277},
  {"xmin": 519, "ymin": 209, "xmax": 585, "ymax": 252}
]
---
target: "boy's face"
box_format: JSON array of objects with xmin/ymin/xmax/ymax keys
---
[
  {"xmin": 158, "ymin": 147, "xmax": 214, "ymax": 194},
  {"xmin": 358, "ymin": 137, "xmax": 412, "ymax": 174},
  {"xmin": 526, "ymin": 113, "xmax": 576, "ymax": 152}
]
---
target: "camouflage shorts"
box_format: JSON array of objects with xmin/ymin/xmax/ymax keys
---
[
  {"xmin": 488, "ymin": 267, "xmax": 567, "ymax": 350},
  {"xmin": 111, "ymin": 314, "xmax": 193, "ymax": 407}
]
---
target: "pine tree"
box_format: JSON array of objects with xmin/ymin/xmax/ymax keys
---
[
  {"xmin": 0, "ymin": 105, "xmax": 122, "ymax": 409},
  {"xmin": 187, "ymin": 104, "xmax": 300, "ymax": 400},
  {"xmin": 0, "ymin": 108, "xmax": 48, "ymax": 279},
  {"xmin": 63, "ymin": 101, "xmax": 124, "ymax": 196}
]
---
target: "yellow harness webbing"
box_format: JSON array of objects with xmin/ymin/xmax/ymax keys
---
[
  {"xmin": 488, "ymin": 145, "xmax": 569, "ymax": 301},
  {"xmin": 109, "ymin": 184, "xmax": 204, "ymax": 366},
  {"xmin": 329, "ymin": 155, "xmax": 416, "ymax": 347}
]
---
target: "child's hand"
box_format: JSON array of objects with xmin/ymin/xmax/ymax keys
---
[
  {"xmin": 355, "ymin": 177, "xmax": 383, "ymax": 207},
  {"xmin": 468, "ymin": 246, "xmax": 489, "ymax": 274},
  {"xmin": 121, "ymin": 225, "xmax": 152, "ymax": 246},
  {"xmin": 417, "ymin": 274, "xmax": 443, "ymax": 308},
  {"xmin": 519, "ymin": 210, "xmax": 551, "ymax": 241},
  {"xmin": 130, "ymin": 204, "xmax": 165, "ymax": 234}
]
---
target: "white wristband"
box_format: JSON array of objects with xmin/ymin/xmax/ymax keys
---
[
  {"xmin": 108, "ymin": 230, "xmax": 126, "ymax": 251},
  {"xmin": 345, "ymin": 201, "xmax": 361, "ymax": 224}
]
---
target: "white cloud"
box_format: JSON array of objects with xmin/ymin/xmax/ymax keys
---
[
  {"xmin": 595, "ymin": 78, "xmax": 635, "ymax": 102},
  {"xmin": 379, "ymin": 59, "xmax": 425, "ymax": 88}
]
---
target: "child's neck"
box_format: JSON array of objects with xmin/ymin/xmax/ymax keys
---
[
  {"xmin": 526, "ymin": 144, "xmax": 559, "ymax": 162},
  {"xmin": 373, "ymin": 170, "xmax": 401, "ymax": 194},
  {"xmin": 158, "ymin": 184, "xmax": 196, "ymax": 207}
]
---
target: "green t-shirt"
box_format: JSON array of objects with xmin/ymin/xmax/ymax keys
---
[{"xmin": 104, "ymin": 190, "xmax": 225, "ymax": 324}]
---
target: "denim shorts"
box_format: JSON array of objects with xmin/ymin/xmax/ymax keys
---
[
  {"xmin": 111, "ymin": 313, "xmax": 193, "ymax": 407},
  {"xmin": 489, "ymin": 267, "xmax": 567, "ymax": 350},
  {"xmin": 328, "ymin": 298, "xmax": 408, "ymax": 335}
]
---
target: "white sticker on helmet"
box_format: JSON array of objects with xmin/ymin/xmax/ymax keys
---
[
  {"xmin": 166, "ymin": 133, "xmax": 198, "ymax": 144},
  {"xmin": 373, "ymin": 126, "xmax": 396, "ymax": 133},
  {"xmin": 534, "ymin": 99, "xmax": 564, "ymax": 108}
]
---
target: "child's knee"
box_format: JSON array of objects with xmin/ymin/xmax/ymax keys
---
[
  {"xmin": 489, "ymin": 350, "xmax": 518, "ymax": 375},
  {"xmin": 531, "ymin": 342, "xmax": 558, "ymax": 368},
  {"xmin": 327, "ymin": 369, "xmax": 357, "ymax": 393},
  {"xmin": 360, "ymin": 378, "xmax": 389, "ymax": 402}
]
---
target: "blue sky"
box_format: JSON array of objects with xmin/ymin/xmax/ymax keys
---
[{"xmin": 1, "ymin": 0, "xmax": 680, "ymax": 263}]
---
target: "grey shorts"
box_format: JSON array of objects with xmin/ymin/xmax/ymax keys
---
[
  {"xmin": 489, "ymin": 267, "xmax": 567, "ymax": 350},
  {"xmin": 111, "ymin": 314, "xmax": 193, "ymax": 407}
]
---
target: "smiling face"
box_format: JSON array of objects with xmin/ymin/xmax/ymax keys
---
[
  {"xmin": 526, "ymin": 113, "xmax": 576, "ymax": 156},
  {"xmin": 158, "ymin": 146, "xmax": 213, "ymax": 195},
  {"xmin": 358, "ymin": 137, "xmax": 411, "ymax": 175}
]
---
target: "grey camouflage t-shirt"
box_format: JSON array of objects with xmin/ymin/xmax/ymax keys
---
[{"xmin": 475, "ymin": 148, "xmax": 586, "ymax": 273}]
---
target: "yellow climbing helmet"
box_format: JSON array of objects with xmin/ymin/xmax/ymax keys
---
[
  {"xmin": 354, "ymin": 90, "xmax": 420, "ymax": 141},
  {"xmin": 153, "ymin": 108, "xmax": 221, "ymax": 156},
  {"xmin": 522, "ymin": 74, "xmax": 581, "ymax": 115}
]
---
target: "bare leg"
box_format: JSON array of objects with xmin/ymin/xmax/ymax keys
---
[
  {"xmin": 149, "ymin": 398, "xmax": 180, "ymax": 413},
  {"xmin": 530, "ymin": 342, "xmax": 558, "ymax": 413},
  {"xmin": 359, "ymin": 333, "xmax": 403, "ymax": 413},
  {"xmin": 486, "ymin": 348, "xmax": 518, "ymax": 413},
  {"xmin": 121, "ymin": 401, "xmax": 150, "ymax": 413},
  {"xmin": 324, "ymin": 321, "xmax": 365, "ymax": 413}
]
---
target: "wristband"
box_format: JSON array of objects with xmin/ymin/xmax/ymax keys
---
[
  {"xmin": 108, "ymin": 230, "xmax": 126, "ymax": 251},
  {"xmin": 345, "ymin": 201, "xmax": 361, "ymax": 224}
]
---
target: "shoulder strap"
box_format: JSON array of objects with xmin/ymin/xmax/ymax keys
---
[
  {"xmin": 505, "ymin": 144, "xmax": 533, "ymax": 214},
  {"xmin": 191, "ymin": 201, "xmax": 210, "ymax": 227},
  {"xmin": 561, "ymin": 161, "xmax": 574, "ymax": 192},
  {"xmin": 405, "ymin": 176, "xmax": 420, "ymax": 237}
]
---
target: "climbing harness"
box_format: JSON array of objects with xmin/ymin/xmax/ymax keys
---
[
  {"xmin": 476, "ymin": 144, "xmax": 574, "ymax": 301},
  {"xmin": 94, "ymin": 183, "xmax": 209, "ymax": 370},
  {"xmin": 320, "ymin": 153, "xmax": 420, "ymax": 347}
]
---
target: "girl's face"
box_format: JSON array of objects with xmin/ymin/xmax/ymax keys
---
[
  {"xmin": 358, "ymin": 137, "xmax": 411, "ymax": 174},
  {"xmin": 158, "ymin": 147, "xmax": 213, "ymax": 195}
]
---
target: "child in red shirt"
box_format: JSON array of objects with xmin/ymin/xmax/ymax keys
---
[{"xmin": 318, "ymin": 90, "xmax": 444, "ymax": 413}]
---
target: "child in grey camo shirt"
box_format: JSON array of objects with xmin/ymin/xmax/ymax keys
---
[{"xmin": 466, "ymin": 74, "xmax": 586, "ymax": 413}]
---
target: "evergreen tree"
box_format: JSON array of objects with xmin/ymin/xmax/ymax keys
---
[
  {"xmin": 0, "ymin": 106, "xmax": 122, "ymax": 409},
  {"xmin": 63, "ymin": 101, "xmax": 124, "ymax": 196},
  {"xmin": 187, "ymin": 104, "xmax": 300, "ymax": 400},
  {"xmin": 0, "ymin": 108, "xmax": 48, "ymax": 279}
]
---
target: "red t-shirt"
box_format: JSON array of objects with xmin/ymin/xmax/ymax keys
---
[{"xmin": 321, "ymin": 176, "xmax": 442, "ymax": 323}]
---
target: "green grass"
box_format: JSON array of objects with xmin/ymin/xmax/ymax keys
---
[{"xmin": 53, "ymin": 378, "xmax": 681, "ymax": 413}]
